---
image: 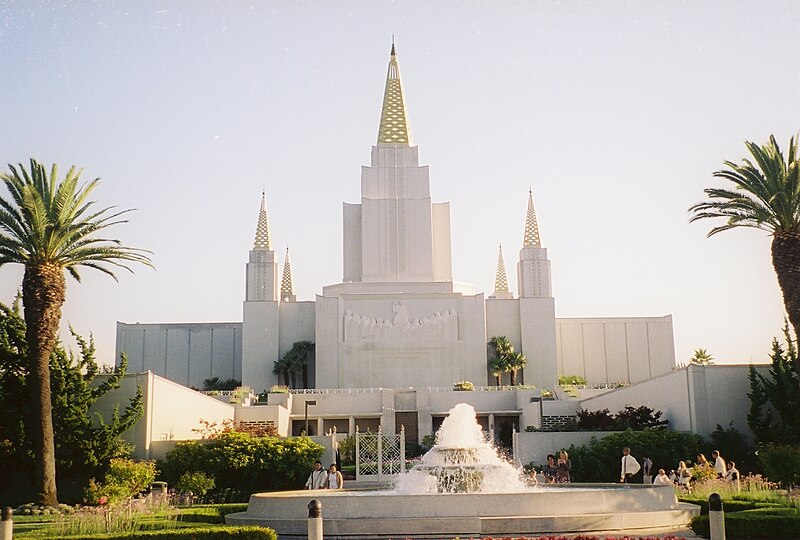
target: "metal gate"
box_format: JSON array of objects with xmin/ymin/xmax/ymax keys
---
[{"xmin": 355, "ymin": 426, "xmax": 406, "ymax": 481}]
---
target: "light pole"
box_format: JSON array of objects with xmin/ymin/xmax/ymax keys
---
[{"xmin": 305, "ymin": 400, "xmax": 317, "ymax": 436}]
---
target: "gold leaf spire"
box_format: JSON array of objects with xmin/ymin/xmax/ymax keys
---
[
  {"xmin": 377, "ymin": 42, "xmax": 412, "ymax": 146},
  {"xmin": 494, "ymin": 244, "xmax": 509, "ymax": 293},
  {"xmin": 280, "ymin": 247, "xmax": 295, "ymax": 302},
  {"xmin": 523, "ymin": 189, "xmax": 542, "ymax": 247},
  {"xmin": 253, "ymin": 191, "xmax": 272, "ymax": 250}
]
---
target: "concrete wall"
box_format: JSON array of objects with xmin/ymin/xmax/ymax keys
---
[
  {"xmin": 578, "ymin": 364, "xmax": 767, "ymax": 439},
  {"xmin": 90, "ymin": 371, "xmax": 235, "ymax": 460},
  {"xmin": 116, "ymin": 322, "xmax": 242, "ymax": 389},
  {"xmin": 555, "ymin": 316, "xmax": 676, "ymax": 385}
]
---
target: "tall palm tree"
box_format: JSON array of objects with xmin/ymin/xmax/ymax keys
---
[
  {"xmin": 689, "ymin": 134, "xmax": 800, "ymax": 375},
  {"xmin": 0, "ymin": 159, "xmax": 152, "ymax": 505},
  {"xmin": 272, "ymin": 356, "xmax": 291, "ymax": 387}
]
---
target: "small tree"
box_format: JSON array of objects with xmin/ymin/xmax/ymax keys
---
[
  {"xmin": 176, "ymin": 471, "xmax": 215, "ymax": 497},
  {"xmin": 757, "ymin": 445, "xmax": 800, "ymax": 490},
  {"xmin": 747, "ymin": 323, "xmax": 800, "ymax": 446}
]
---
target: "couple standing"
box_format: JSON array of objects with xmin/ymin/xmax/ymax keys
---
[{"xmin": 305, "ymin": 461, "xmax": 344, "ymax": 490}]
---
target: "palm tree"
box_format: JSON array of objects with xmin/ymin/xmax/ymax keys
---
[
  {"xmin": 488, "ymin": 336, "xmax": 514, "ymax": 386},
  {"xmin": 689, "ymin": 348, "xmax": 714, "ymax": 366},
  {"xmin": 272, "ymin": 356, "xmax": 291, "ymax": 387},
  {"xmin": 288, "ymin": 340, "xmax": 315, "ymax": 389},
  {"xmin": 488, "ymin": 355, "xmax": 507, "ymax": 386},
  {"xmin": 689, "ymin": 135, "xmax": 800, "ymax": 374},
  {"xmin": 0, "ymin": 159, "xmax": 152, "ymax": 505},
  {"xmin": 507, "ymin": 352, "xmax": 528, "ymax": 386}
]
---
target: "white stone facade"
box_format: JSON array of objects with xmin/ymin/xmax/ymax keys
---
[{"xmin": 115, "ymin": 46, "xmax": 676, "ymax": 397}]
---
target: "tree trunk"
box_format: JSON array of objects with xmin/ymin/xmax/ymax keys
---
[
  {"xmin": 772, "ymin": 232, "xmax": 800, "ymax": 378},
  {"xmin": 494, "ymin": 374, "xmax": 501, "ymax": 386},
  {"xmin": 282, "ymin": 370, "xmax": 290, "ymax": 387},
  {"xmin": 302, "ymin": 363, "xmax": 308, "ymax": 389},
  {"xmin": 22, "ymin": 263, "xmax": 66, "ymax": 506},
  {"xmin": 510, "ymin": 370, "xmax": 517, "ymax": 386}
]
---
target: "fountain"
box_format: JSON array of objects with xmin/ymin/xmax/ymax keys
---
[{"xmin": 226, "ymin": 403, "xmax": 699, "ymax": 537}]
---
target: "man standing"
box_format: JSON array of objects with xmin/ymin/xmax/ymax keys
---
[
  {"xmin": 642, "ymin": 456, "xmax": 653, "ymax": 484},
  {"xmin": 712, "ymin": 450, "xmax": 726, "ymax": 479},
  {"xmin": 620, "ymin": 447, "xmax": 641, "ymax": 483},
  {"xmin": 305, "ymin": 460, "xmax": 326, "ymax": 489}
]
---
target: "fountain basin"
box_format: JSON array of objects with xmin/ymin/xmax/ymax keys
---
[{"xmin": 226, "ymin": 484, "xmax": 699, "ymax": 538}]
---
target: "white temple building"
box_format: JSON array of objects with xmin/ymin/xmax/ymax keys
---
[
  {"xmin": 117, "ymin": 45, "xmax": 674, "ymax": 394},
  {"xmin": 110, "ymin": 45, "xmax": 714, "ymax": 455}
]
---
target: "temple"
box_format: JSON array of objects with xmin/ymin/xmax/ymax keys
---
[{"xmin": 115, "ymin": 44, "xmax": 679, "ymax": 445}]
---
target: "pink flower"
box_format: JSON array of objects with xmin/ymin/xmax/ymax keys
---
[{"xmin": 98, "ymin": 496, "xmax": 108, "ymax": 506}]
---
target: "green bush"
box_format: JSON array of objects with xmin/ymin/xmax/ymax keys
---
[
  {"xmin": 678, "ymin": 496, "xmax": 784, "ymax": 515},
  {"xmin": 176, "ymin": 471, "xmax": 215, "ymax": 496},
  {"xmin": 757, "ymin": 445, "xmax": 800, "ymax": 489},
  {"xmin": 86, "ymin": 459, "xmax": 157, "ymax": 505},
  {"xmin": 559, "ymin": 374, "xmax": 587, "ymax": 385},
  {"xmin": 567, "ymin": 429, "xmax": 704, "ymax": 482},
  {"xmin": 56, "ymin": 526, "xmax": 277, "ymax": 540},
  {"xmin": 691, "ymin": 507, "xmax": 800, "ymax": 539},
  {"xmin": 160, "ymin": 432, "xmax": 323, "ymax": 496}
]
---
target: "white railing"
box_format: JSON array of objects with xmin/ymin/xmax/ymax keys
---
[{"xmin": 289, "ymin": 385, "xmax": 528, "ymax": 395}]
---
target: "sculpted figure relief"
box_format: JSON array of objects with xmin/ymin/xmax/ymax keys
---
[{"xmin": 344, "ymin": 303, "xmax": 458, "ymax": 342}]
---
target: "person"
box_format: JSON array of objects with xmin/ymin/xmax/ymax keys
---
[
  {"xmin": 305, "ymin": 460, "xmax": 326, "ymax": 490},
  {"xmin": 620, "ymin": 447, "xmax": 640, "ymax": 483},
  {"xmin": 696, "ymin": 453, "xmax": 710, "ymax": 470},
  {"xmin": 544, "ymin": 454, "xmax": 558, "ymax": 483},
  {"xmin": 677, "ymin": 460, "xmax": 692, "ymax": 491},
  {"xmin": 712, "ymin": 450, "xmax": 726, "ymax": 479},
  {"xmin": 726, "ymin": 460, "xmax": 740, "ymax": 491},
  {"xmin": 528, "ymin": 468, "xmax": 540, "ymax": 486},
  {"xmin": 556, "ymin": 450, "xmax": 571, "ymax": 483},
  {"xmin": 653, "ymin": 469, "xmax": 672, "ymax": 486},
  {"xmin": 324, "ymin": 463, "xmax": 344, "ymax": 489},
  {"xmin": 642, "ymin": 456, "xmax": 653, "ymax": 484}
]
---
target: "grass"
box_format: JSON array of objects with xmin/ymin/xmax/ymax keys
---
[{"xmin": 11, "ymin": 503, "xmax": 249, "ymax": 539}]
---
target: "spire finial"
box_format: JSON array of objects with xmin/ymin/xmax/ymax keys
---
[
  {"xmin": 523, "ymin": 190, "xmax": 542, "ymax": 248},
  {"xmin": 377, "ymin": 40, "xmax": 412, "ymax": 145},
  {"xmin": 281, "ymin": 246, "xmax": 295, "ymax": 302},
  {"xmin": 253, "ymin": 192, "xmax": 272, "ymax": 250},
  {"xmin": 494, "ymin": 244, "xmax": 509, "ymax": 294}
]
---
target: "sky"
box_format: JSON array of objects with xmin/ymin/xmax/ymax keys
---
[{"xmin": 1, "ymin": 1, "xmax": 798, "ymax": 367}]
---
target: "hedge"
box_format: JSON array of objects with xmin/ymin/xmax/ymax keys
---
[
  {"xmin": 50, "ymin": 526, "xmax": 277, "ymax": 540},
  {"xmin": 677, "ymin": 497, "xmax": 783, "ymax": 515},
  {"xmin": 691, "ymin": 508, "xmax": 800, "ymax": 539}
]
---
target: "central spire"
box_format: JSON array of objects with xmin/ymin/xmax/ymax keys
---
[
  {"xmin": 523, "ymin": 189, "xmax": 542, "ymax": 248},
  {"xmin": 377, "ymin": 42, "xmax": 412, "ymax": 146}
]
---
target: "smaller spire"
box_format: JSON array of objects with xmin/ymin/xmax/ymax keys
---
[
  {"xmin": 523, "ymin": 189, "xmax": 542, "ymax": 248},
  {"xmin": 495, "ymin": 245, "xmax": 509, "ymax": 293},
  {"xmin": 281, "ymin": 247, "xmax": 296, "ymax": 302},
  {"xmin": 253, "ymin": 191, "xmax": 272, "ymax": 250}
]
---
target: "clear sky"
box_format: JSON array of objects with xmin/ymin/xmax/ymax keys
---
[{"xmin": 1, "ymin": 1, "xmax": 798, "ymax": 367}]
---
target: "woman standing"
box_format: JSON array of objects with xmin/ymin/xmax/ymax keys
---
[
  {"xmin": 324, "ymin": 464, "xmax": 344, "ymax": 490},
  {"xmin": 556, "ymin": 450, "xmax": 571, "ymax": 483}
]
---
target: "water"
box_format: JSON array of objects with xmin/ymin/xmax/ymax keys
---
[{"xmin": 395, "ymin": 403, "xmax": 529, "ymax": 493}]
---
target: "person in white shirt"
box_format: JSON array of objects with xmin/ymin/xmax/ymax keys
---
[
  {"xmin": 653, "ymin": 469, "xmax": 672, "ymax": 486},
  {"xmin": 305, "ymin": 460, "xmax": 326, "ymax": 490},
  {"xmin": 712, "ymin": 450, "xmax": 726, "ymax": 479},
  {"xmin": 324, "ymin": 463, "xmax": 344, "ymax": 490},
  {"xmin": 726, "ymin": 461, "xmax": 740, "ymax": 491},
  {"xmin": 620, "ymin": 447, "xmax": 641, "ymax": 483}
]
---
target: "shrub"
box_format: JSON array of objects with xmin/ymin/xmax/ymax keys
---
[
  {"xmin": 161, "ymin": 432, "xmax": 323, "ymax": 496},
  {"xmin": 758, "ymin": 445, "xmax": 800, "ymax": 489},
  {"xmin": 86, "ymin": 459, "xmax": 157, "ymax": 505},
  {"xmin": 57, "ymin": 526, "xmax": 277, "ymax": 539},
  {"xmin": 691, "ymin": 507, "xmax": 800, "ymax": 539},
  {"xmin": 558, "ymin": 374, "xmax": 587, "ymax": 385},
  {"xmin": 453, "ymin": 380, "xmax": 474, "ymax": 391},
  {"xmin": 567, "ymin": 430, "xmax": 704, "ymax": 482},
  {"xmin": 177, "ymin": 471, "xmax": 215, "ymax": 496},
  {"xmin": 709, "ymin": 423, "xmax": 757, "ymax": 475}
]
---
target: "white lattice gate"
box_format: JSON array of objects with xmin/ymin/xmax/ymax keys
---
[{"xmin": 355, "ymin": 426, "xmax": 406, "ymax": 482}]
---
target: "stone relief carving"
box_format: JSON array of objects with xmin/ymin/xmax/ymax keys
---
[{"xmin": 344, "ymin": 302, "xmax": 458, "ymax": 342}]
